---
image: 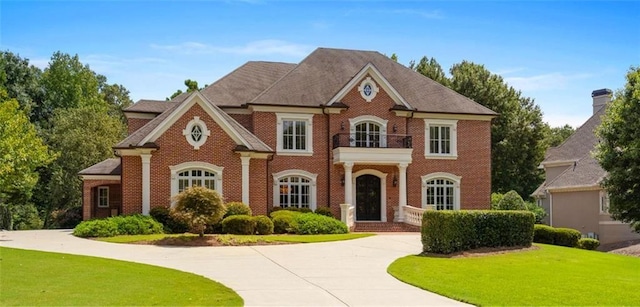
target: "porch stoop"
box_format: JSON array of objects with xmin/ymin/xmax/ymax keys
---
[{"xmin": 353, "ymin": 222, "xmax": 420, "ymax": 232}]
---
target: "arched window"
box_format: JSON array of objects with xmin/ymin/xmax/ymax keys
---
[
  {"xmin": 177, "ymin": 169, "xmax": 216, "ymax": 193},
  {"xmin": 349, "ymin": 115, "xmax": 388, "ymax": 148},
  {"xmin": 421, "ymin": 172, "xmax": 461, "ymax": 210},
  {"xmin": 170, "ymin": 162, "xmax": 224, "ymax": 202},
  {"xmin": 272, "ymin": 170, "xmax": 317, "ymax": 211}
]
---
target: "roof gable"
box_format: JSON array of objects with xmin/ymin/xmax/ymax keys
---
[{"xmin": 327, "ymin": 63, "xmax": 411, "ymax": 109}]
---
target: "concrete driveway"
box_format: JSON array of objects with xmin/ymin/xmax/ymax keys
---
[{"xmin": 0, "ymin": 230, "xmax": 466, "ymax": 306}]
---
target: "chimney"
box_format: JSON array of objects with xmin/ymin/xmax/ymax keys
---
[{"xmin": 591, "ymin": 88, "xmax": 612, "ymax": 114}]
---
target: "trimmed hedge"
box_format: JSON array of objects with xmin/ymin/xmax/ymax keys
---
[
  {"xmin": 294, "ymin": 213, "xmax": 348, "ymax": 234},
  {"xmin": 270, "ymin": 210, "xmax": 302, "ymax": 234},
  {"xmin": 421, "ymin": 210, "xmax": 535, "ymax": 254},
  {"xmin": 73, "ymin": 215, "xmax": 164, "ymax": 238},
  {"xmin": 149, "ymin": 206, "xmax": 190, "ymax": 234},
  {"xmin": 221, "ymin": 215, "xmax": 256, "ymax": 235},
  {"xmin": 314, "ymin": 207, "xmax": 334, "ymax": 218},
  {"xmin": 533, "ymin": 224, "xmax": 582, "ymax": 247},
  {"xmin": 254, "ymin": 215, "xmax": 274, "ymax": 235},
  {"xmin": 577, "ymin": 238, "xmax": 600, "ymax": 250},
  {"xmin": 223, "ymin": 202, "xmax": 252, "ymax": 219},
  {"xmin": 272, "ymin": 207, "xmax": 313, "ymax": 213}
]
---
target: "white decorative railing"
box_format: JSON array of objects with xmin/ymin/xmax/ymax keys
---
[
  {"xmin": 402, "ymin": 205, "xmax": 427, "ymax": 226},
  {"xmin": 340, "ymin": 204, "xmax": 355, "ymax": 229}
]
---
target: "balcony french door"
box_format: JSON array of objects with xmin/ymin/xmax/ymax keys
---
[{"xmin": 355, "ymin": 122, "xmax": 381, "ymax": 148}]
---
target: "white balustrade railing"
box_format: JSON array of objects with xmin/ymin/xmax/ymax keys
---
[
  {"xmin": 402, "ymin": 205, "xmax": 427, "ymax": 226},
  {"xmin": 340, "ymin": 204, "xmax": 355, "ymax": 229}
]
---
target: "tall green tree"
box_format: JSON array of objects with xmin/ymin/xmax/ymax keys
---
[
  {"xmin": 0, "ymin": 51, "xmax": 45, "ymax": 123},
  {"xmin": 168, "ymin": 79, "xmax": 200, "ymax": 100},
  {"xmin": 37, "ymin": 105, "xmax": 125, "ymax": 226},
  {"xmin": 595, "ymin": 66, "xmax": 640, "ymax": 231},
  {"xmin": 545, "ymin": 124, "xmax": 575, "ymax": 147},
  {"xmin": 414, "ymin": 58, "xmax": 547, "ymax": 196}
]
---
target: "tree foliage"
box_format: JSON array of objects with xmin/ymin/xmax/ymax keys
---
[
  {"xmin": 168, "ymin": 79, "xmax": 201, "ymax": 100},
  {"xmin": 496, "ymin": 190, "xmax": 526, "ymax": 210},
  {"xmin": 595, "ymin": 66, "xmax": 640, "ymax": 232},
  {"xmin": 545, "ymin": 124, "xmax": 575, "ymax": 147},
  {"xmin": 173, "ymin": 187, "xmax": 226, "ymax": 237},
  {"xmin": 0, "ymin": 51, "xmax": 44, "ymax": 121},
  {"xmin": 412, "ymin": 58, "xmax": 547, "ymax": 196}
]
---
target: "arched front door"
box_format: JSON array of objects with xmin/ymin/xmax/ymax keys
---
[{"xmin": 356, "ymin": 174, "xmax": 381, "ymax": 221}]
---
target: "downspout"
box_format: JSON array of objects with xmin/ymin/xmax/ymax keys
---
[
  {"xmin": 549, "ymin": 191, "xmax": 553, "ymax": 226},
  {"xmin": 323, "ymin": 106, "xmax": 331, "ymax": 208},
  {"xmin": 266, "ymin": 154, "xmax": 274, "ymax": 214}
]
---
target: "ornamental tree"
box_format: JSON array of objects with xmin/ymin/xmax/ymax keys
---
[
  {"xmin": 595, "ymin": 66, "xmax": 640, "ymax": 232},
  {"xmin": 172, "ymin": 187, "xmax": 226, "ymax": 237}
]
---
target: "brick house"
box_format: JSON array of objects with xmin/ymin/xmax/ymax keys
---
[{"xmin": 79, "ymin": 47, "xmax": 496, "ymax": 228}]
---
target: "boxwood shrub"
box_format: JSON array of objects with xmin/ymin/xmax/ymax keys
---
[
  {"xmin": 254, "ymin": 215, "xmax": 274, "ymax": 235},
  {"xmin": 270, "ymin": 210, "xmax": 302, "ymax": 234},
  {"xmin": 221, "ymin": 215, "xmax": 256, "ymax": 235},
  {"xmin": 314, "ymin": 207, "xmax": 334, "ymax": 218},
  {"xmin": 223, "ymin": 202, "xmax": 252, "ymax": 218},
  {"xmin": 533, "ymin": 224, "xmax": 556, "ymax": 244},
  {"xmin": 294, "ymin": 213, "xmax": 348, "ymax": 234},
  {"xmin": 73, "ymin": 215, "xmax": 164, "ymax": 238},
  {"xmin": 421, "ymin": 210, "xmax": 535, "ymax": 254},
  {"xmin": 554, "ymin": 227, "xmax": 582, "ymax": 247},
  {"xmin": 576, "ymin": 238, "xmax": 600, "ymax": 250}
]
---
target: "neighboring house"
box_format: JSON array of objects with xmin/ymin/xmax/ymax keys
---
[
  {"xmin": 79, "ymin": 47, "xmax": 496, "ymax": 229},
  {"xmin": 533, "ymin": 89, "xmax": 640, "ymax": 244}
]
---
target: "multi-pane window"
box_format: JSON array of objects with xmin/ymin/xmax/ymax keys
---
[
  {"xmin": 282, "ymin": 120, "xmax": 307, "ymax": 151},
  {"xmin": 178, "ymin": 169, "xmax": 216, "ymax": 193},
  {"xmin": 278, "ymin": 176, "xmax": 310, "ymax": 208},
  {"xmin": 355, "ymin": 122, "xmax": 381, "ymax": 148},
  {"xmin": 600, "ymin": 191, "xmax": 610, "ymax": 213},
  {"xmin": 429, "ymin": 125, "xmax": 451, "ymax": 154},
  {"xmin": 98, "ymin": 187, "xmax": 109, "ymax": 208},
  {"xmin": 425, "ymin": 179, "xmax": 455, "ymax": 210}
]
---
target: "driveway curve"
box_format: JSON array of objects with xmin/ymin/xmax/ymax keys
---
[{"xmin": 0, "ymin": 230, "xmax": 465, "ymax": 306}]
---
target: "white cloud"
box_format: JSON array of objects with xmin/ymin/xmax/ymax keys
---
[
  {"xmin": 29, "ymin": 58, "xmax": 49, "ymax": 69},
  {"xmin": 491, "ymin": 67, "xmax": 526, "ymax": 76},
  {"xmin": 150, "ymin": 40, "xmax": 313, "ymax": 58},
  {"xmin": 505, "ymin": 73, "xmax": 593, "ymax": 91},
  {"xmin": 389, "ymin": 9, "xmax": 444, "ymax": 19}
]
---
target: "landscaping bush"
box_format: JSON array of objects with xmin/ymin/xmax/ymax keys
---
[
  {"xmin": 497, "ymin": 190, "xmax": 526, "ymax": 210},
  {"xmin": 73, "ymin": 219, "xmax": 119, "ymax": 238},
  {"xmin": 10, "ymin": 203, "xmax": 43, "ymax": 230},
  {"xmin": 221, "ymin": 215, "xmax": 256, "ymax": 235},
  {"xmin": 270, "ymin": 210, "xmax": 302, "ymax": 234},
  {"xmin": 150, "ymin": 206, "xmax": 190, "ymax": 233},
  {"xmin": 272, "ymin": 207, "xmax": 312, "ymax": 213},
  {"xmin": 533, "ymin": 224, "xmax": 556, "ymax": 244},
  {"xmin": 576, "ymin": 238, "xmax": 600, "ymax": 250},
  {"xmin": 525, "ymin": 201, "xmax": 547, "ymax": 224},
  {"xmin": 73, "ymin": 215, "xmax": 164, "ymax": 238},
  {"xmin": 314, "ymin": 207, "xmax": 334, "ymax": 218},
  {"xmin": 50, "ymin": 206, "xmax": 83, "ymax": 229},
  {"xmin": 554, "ymin": 227, "xmax": 581, "ymax": 247},
  {"xmin": 490, "ymin": 192, "xmax": 504, "ymax": 210},
  {"xmin": 150, "ymin": 206, "xmax": 171, "ymax": 225},
  {"xmin": 294, "ymin": 213, "xmax": 348, "ymax": 234},
  {"xmin": 223, "ymin": 202, "xmax": 252, "ymax": 218},
  {"xmin": 253, "ymin": 215, "xmax": 274, "ymax": 235},
  {"xmin": 421, "ymin": 210, "xmax": 535, "ymax": 254},
  {"xmin": 173, "ymin": 187, "xmax": 226, "ymax": 237}
]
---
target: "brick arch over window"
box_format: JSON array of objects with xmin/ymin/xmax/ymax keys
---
[
  {"xmin": 272, "ymin": 169, "xmax": 318, "ymax": 211},
  {"xmin": 421, "ymin": 172, "xmax": 462, "ymax": 210},
  {"xmin": 169, "ymin": 162, "xmax": 224, "ymax": 203}
]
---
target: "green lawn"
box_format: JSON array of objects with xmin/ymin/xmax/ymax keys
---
[
  {"xmin": 388, "ymin": 244, "xmax": 640, "ymax": 306},
  {"xmin": 0, "ymin": 247, "xmax": 243, "ymax": 306},
  {"xmin": 98, "ymin": 233, "xmax": 374, "ymax": 244}
]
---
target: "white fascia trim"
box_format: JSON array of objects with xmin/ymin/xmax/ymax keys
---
[
  {"xmin": 140, "ymin": 92, "xmax": 251, "ymax": 148},
  {"xmin": 80, "ymin": 175, "xmax": 121, "ymax": 181},
  {"xmin": 327, "ymin": 63, "xmax": 412, "ymax": 109},
  {"xmin": 411, "ymin": 112, "xmax": 494, "ymax": 121},
  {"xmin": 541, "ymin": 160, "xmax": 577, "ymax": 168},
  {"xmin": 546, "ymin": 185, "xmax": 601, "ymax": 193},
  {"xmin": 249, "ymin": 105, "xmax": 325, "ymax": 114},
  {"xmin": 276, "ymin": 113, "xmax": 314, "ymax": 156},
  {"xmin": 115, "ymin": 148, "xmax": 156, "ymax": 156},
  {"xmin": 424, "ymin": 119, "xmax": 458, "ymax": 159},
  {"xmin": 272, "ymin": 169, "xmax": 318, "ymax": 211},
  {"xmin": 421, "ymin": 172, "xmax": 462, "ymax": 210}
]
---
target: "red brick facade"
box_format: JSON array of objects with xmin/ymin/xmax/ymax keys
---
[{"xmin": 82, "ymin": 67, "xmax": 492, "ymax": 221}]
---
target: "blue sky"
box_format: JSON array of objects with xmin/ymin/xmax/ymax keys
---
[{"xmin": 2, "ymin": 0, "xmax": 638, "ymax": 127}]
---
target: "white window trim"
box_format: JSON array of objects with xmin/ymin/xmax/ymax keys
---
[
  {"xmin": 357, "ymin": 76, "xmax": 380, "ymax": 102},
  {"xmin": 169, "ymin": 162, "xmax": 224, "ymax": 206},
  {"xmin": 424, "ymin": 119, "xmax": 458, "ymax": 159},
  {"xmin": 599, "ymin": 190, "xmax": 610, "ymax": 214},
  {"xmin": 272, "ymin": 169, "xmax": 318, "ymax": 211},
  {"xmin": 349, "ymin": 115, "xmax": 388, "ymax": 147},
  {"xmin": 182, "ymin": 116, "xmax": 211, "ymax": 150},
  {"xmin": 276, "ymin": 113, "xmax": 314, "ymax": 156},
  {"xmin": 421, "ymin": 172, "xmax": 462, "ymax": 210},
  {"xmin": 97, "ymin": 186, "xmax": 109, "ymax": 208}
]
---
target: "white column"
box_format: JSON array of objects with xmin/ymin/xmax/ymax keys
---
[
  {"xmin": 240, "ymin": 156, "xmax": 251, "ymax": 204},
  {"xmin": 343, "ymin": 162, "xmax": 354, "ymax": 206},
  {"xmin": 398, "ymin": 162, "xmax": 408, "ymax": 222},
  {"xmin": 141, "ymin": 154, "xmax": 151, "ymax": 215}
]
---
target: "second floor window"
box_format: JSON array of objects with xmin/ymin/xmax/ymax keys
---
[
  {"xmin": 283, "ymin": 120, "xmax": 307, "ymax": 150},
  {"xmin": 424, "ymin": 119, "xmax": 458, "ymax": 159},
  {"xmin": 429, "ymin": 125, "xmax": 451, "ymax": 154},
  {"xmin": 355, "ymin": 122, "xmax": 381, "ymax": 148},
  {"xmin": 276, "ymin": 113, "xmax": 314, "ymax": 155}
]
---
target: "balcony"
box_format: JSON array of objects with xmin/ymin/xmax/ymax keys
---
[
  {"xmin": 332, "ymin": 133, "xmax": 413, "ymax": 165},
  {"xmin": 332, "ymin": 133, "xmax": 412, "ymax": 149}
]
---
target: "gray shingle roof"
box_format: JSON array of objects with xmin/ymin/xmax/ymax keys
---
[
  {"xmin": 124, "ymin": 100, "xmax": 177, "ymax": 113},
  {"xmin": 79, "ymin": 158, "xmax": 121, "ymax": 175},
  {"xmin": 201, "ymin": 61, "xmax": 296, "ymax": 107},
  {"xmin": 251, "ymin": 48, "xmax": 497, "ymax": 115},
  {"xmin": 546, "ymin": 156, "xmax": 605, "ymax": 190}
]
